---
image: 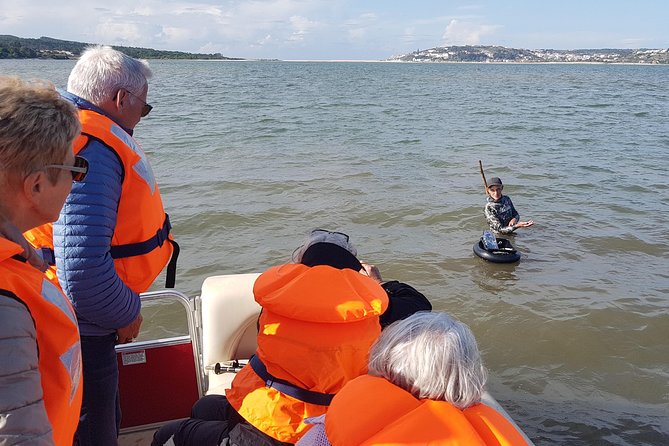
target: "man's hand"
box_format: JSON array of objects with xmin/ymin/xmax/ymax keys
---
[
  {"xmin": 116, "ymin": 313, "xmax": 143, "ymax": 344},
  {"xmin": 360, "ymin": 262, "xmax": 383, "ymax": 284}
]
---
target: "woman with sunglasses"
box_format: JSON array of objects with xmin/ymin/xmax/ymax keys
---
[
  {"xmin": 153, "ymin": 229, "xmax": 432, "ymax": 446},
  {"xmin": 0, "ymin": 76, "xmax": 84, "ymax": 445},
  {"xmin": 484, "ymin": 177, "xmax": 535, "ymax": 234}
]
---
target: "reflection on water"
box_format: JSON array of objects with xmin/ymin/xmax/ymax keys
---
[{"xmin": 472, "ymin": 258, "xmax": 520, "ymax": 292}]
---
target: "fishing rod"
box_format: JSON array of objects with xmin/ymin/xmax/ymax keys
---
[{"xmin": 478, "ymin": 160, "xmax": 490, "ymax": 197}]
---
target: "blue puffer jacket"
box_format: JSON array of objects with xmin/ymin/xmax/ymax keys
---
[{"xmin": 53, "ymin": 92, "xmax": 140, "ymax": 336}]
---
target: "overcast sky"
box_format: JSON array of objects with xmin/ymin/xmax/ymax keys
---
[{"xmin": 2, "ymin": 1, "xmax": 668, "ymax": 60}]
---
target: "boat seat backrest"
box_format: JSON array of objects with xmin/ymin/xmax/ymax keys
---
[{"xmin": 200, "ymin": 273, "xmax": 261, "ymax": 369}]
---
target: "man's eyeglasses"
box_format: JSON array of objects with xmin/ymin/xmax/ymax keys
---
[
  {"xmin": 123, "ymin": 90, "xmax": 153, "ymax": 117},
  {"xmin": 44, "ymin": 156, "xmax": 89, "ymax": 182},
  {"xmin": 311, "ymin": 229, "xmax": 350, "ymax": 242}
]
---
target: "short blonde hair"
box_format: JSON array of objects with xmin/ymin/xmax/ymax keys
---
[
  {"xmin": 0, "ymin": 76, "xmax": 80, "ymax": 184},
  {"xmin": 368, "ymin": 311, "xmax": 487, "ymax": 409}
]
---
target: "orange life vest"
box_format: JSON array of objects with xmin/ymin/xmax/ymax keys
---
[
  {"xmin": 24, "ymin": 107, "xmax": 177, "ymax": 292},
  {"xmin": 226, "ymin": 263, "xmax": 389, "ymax": 444},
  {"xmin": 325, "ymin": 375, "xmax": 529, "ymax": 446},
  {"xmin": 0, "ymin": 238, "xmax": 83, "ymax": 445}
]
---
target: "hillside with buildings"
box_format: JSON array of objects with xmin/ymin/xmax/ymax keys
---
[{"xmin": 388, "ymin": 46, "xmax": 669, "ymax": 64}]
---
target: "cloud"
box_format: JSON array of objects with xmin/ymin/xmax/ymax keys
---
[
  {"xmin": 620, "ymin": 37, "xmax": 648, "ymax": 48},
  {"xmin": 343, "ymin": 12, "xmax": 378, "ymax": 42},
  {"xmin": 288, "ymin": 15, "xmax": 320, "ymax": 42},
  {"xmin": 0, "ymin": 0, "xmax": 470, "ymax": 58},
  {"xmin": 160, "ymin": 26, "xmax": 196, "ymax": 43},
  {"xmin": 95, "ymin": 20, "xmax": 146, "ymax": 45},
  {"xmin": 441, "ymin": 19, "xmax": 500, "ymax": 45},
  {"xmin": 6, "ymin": 0, "xmax": 664, "ymax": 60}
]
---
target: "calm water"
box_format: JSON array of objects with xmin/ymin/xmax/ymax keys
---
[{"xmin": 3, "ymin": 59, "xmax": 668, "ymax": 445}]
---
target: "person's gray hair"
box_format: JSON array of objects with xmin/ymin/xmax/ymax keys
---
[
  {"xmin": 291, "ymin": 229, "xmax": 357, "ymax": 263},
  {"xmin": 368, "ymin": 311, "xmax": 487, "ymax": 409},
  {"xmin": 67, "ymin": 45, "xmax": 153, "ymax": 106}
]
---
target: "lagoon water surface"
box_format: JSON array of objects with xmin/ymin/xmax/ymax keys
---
[{"xmin": 3, "ymin": 59, "xmax": 668, "ymax": 445}]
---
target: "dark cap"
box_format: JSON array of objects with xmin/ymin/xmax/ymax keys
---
[
  {"xmin": 488, "ymin": 177, "xmax": 503, "ymax": 188},
  {"xmin": 300, "ymin": 242, "xmax": 363, "ymax": 271}
]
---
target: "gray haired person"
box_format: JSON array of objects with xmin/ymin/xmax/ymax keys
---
[
  {"xmin": 367, "ymin": 311, "xmax": 486, "ymax": 407},
  {"xmin": 298, "ymin": 312, "xmax": 529, "ymax": 446},
  {"xmin": 23, "ymin": 46, "xmax": 177, "ymax": 446}
]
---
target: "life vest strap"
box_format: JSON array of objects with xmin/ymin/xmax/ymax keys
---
[
  {"xmin": 39, "ymin": 247, "xmax": 56, "ymax": 266},
  {"xmin": 249, "ymin": 355, "xmax": 335, "ymax": 406},
  {"xmin": 38, "ymin": 214, "xmax": 179, "ymax": 288},
  {"xmin": 110, "ymin": 213, "xmax": 172, "ymax": 259},
  {"xmin": 11, "ymin": 254, "xmax": 29, "ymax": 263},
  {"xmin": 108, "ymin": 213, "xmax": 179, "ymax": 288},
  {"xmin": 164, "ymin": 238, "xmax": 179, "ymax": 289}
]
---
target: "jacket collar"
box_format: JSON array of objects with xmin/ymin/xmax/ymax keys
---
[{"xmin": 60, "ymin": 89, "xmax": 134, "ymax": 136}]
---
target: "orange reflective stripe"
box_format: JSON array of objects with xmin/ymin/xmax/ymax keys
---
[{"xmin": 0, "ymin": 238, "xmax": 82, "ymax": 445}]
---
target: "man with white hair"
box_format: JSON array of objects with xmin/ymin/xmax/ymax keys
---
[{"xmin": 24, "ymin": 46, "xmax": 178, "ymax": 446}]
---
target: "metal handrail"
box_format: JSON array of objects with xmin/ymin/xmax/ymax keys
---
[{"xmin": 116, "ymin": 289, "xmax": 205, "ymax": 398}]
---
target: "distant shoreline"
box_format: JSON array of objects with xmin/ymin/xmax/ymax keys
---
[
  {"xmin": 0, "ymin": 35, "xmax": 242, "ymax": 61},
  {"xmin": 2, "ymin": 35, "xmax": 667, "ymax": 64},
  {"xmin": 282, "ymin": 60, "xmax": 667, "ymax": 65},
  {"xmin": 388, "ymin": 45, "xmax": 668, "ymax": 64}
]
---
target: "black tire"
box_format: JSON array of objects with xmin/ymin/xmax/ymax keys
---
[{"xmin": 473, "ymin": 239, "xmax": 521, "ymax": 263}]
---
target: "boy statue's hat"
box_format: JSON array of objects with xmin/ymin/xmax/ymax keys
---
[{"xmin": 488, "ymin": 177, "xmax": 503, "ymax": 187}]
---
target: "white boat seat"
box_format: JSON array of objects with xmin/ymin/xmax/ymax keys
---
[{"xmin": 200, "ymin": 273, "xmax": 261, "ymax": 395}]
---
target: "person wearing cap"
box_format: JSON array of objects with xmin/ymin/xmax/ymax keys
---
[
  {"xmin": 152, "ymin": 229, "xmax": 431, "ymax": 446},
  {"xmin": 484, "ymin": 177, "xmax": 534, "ymax": 234}
]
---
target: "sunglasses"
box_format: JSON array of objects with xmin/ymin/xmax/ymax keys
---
[
  {"xmin": 311, "ymin": 229, "xmax": 350, "ymax": 242},
  {"xmin": 44, "ymin": 156, "xmax": 89, "ymax": 182},
  {"xmin": 122, "ymin": 89, "xmax": 153, "ymax": 117}
]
